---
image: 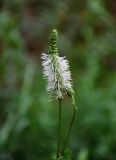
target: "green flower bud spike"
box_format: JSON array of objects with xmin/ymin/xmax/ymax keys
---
[{"xmin": 48, "ymin": 29, "xmax": 58, "ymax": 55}]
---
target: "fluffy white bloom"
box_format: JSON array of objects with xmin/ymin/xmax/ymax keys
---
[{"xmin": 41, "ymin": 53, "xmax": 73, "ymax": 100}]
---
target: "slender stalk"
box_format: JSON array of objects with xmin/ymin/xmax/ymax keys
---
[
  {"xmin": 63, "ymin": 95, "xmax": 77, "ymax": 149},
  {"xmin": 57, "ymin": 100, "xmax": 62, "ymax": 159},
  {"xmin": 65, "ymin": 105, "xmax": 76, "ymax": 147}
]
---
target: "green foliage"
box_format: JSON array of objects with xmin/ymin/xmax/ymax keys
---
[
  {"xmin": 0, "ymin": 0, "xmax": 116, "ymax": 160},
  {"xmin": 53, "ymin": 149, "xmax": 72, "ymax": 160},
  {"xmin": 63, "ymin": 148, "xmax": 72, "ymax": 160}
]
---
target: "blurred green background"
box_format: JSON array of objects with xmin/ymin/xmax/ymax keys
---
[{"xmin": 0, "ymin": 0, "xmax": 116, "ymax": 160}]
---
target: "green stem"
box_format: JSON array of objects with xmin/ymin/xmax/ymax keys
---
[
  {"xmin": 57, "ymin": 100, "xmax": 62, "ymax": 159},
  {"xmin": 63, "ymin": 95, "xmax": 77, "ymax": 149}
]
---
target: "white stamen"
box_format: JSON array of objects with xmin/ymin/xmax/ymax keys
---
[{"xmin": 41, "ymin": 53, "xmax": 73, "ymax": 100}]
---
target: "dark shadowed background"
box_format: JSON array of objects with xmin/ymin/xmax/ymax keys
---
[{"xmin": 0, "ymin": 0, "xmax": 116, "ymax": 160}]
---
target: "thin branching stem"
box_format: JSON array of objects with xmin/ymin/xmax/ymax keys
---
[
  {"xmin": 63, "ymin": 95, "xmax": 77, "ymax": 150},
  {"xmin": 65, "ymin": 104, "xmax": 76, "ymax": 147}
]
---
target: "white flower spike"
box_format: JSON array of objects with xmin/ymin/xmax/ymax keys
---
[{"xmin": 41, "ymin": 29, "xmax": 74, "ymax": 100}]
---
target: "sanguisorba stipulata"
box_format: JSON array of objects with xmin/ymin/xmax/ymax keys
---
[{"xmin": 41, "ymin": 29, "xmax": 77, "ymax": 160}]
